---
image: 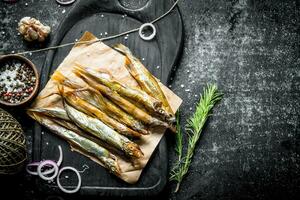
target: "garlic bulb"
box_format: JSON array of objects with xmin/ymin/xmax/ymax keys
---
[{"xmin": 18, "ymin": 17, "xmax": 51, "ymax": 42}]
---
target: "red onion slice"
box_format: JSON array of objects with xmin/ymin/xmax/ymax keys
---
[
  {"xmin": 26, "ymin": 162, "xmax": 55, "ymax": 175},
  {"xmin": 57, "ymin": 166, "xmax": 81, "ymax": 194},
  {"xmin": 37, "ymin": 160, "xmax": 59, "ymax": 181},
  {"xmin": 57, "ymin": 145, "xmax": 63, "ymax": 167},
  {"xmin": 26, "ymin": 145, "xmax": 63, "ymax": 176}
]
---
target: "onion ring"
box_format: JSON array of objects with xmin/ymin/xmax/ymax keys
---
[
  {"xmin": 57, "ymin": 166, "xmax": 81, "ymax": 194},
  {"xmin": 56, "ymin": 0, "xmax": 76, "ymax": 5},
  {"xmin": 57, "ymin": 145, "xmax": 63, "ymax": 167},
  {"xmin": 37, "ymin": 160, "xmax": 59, "ymax": 181},
  {"xmin": 139, "ymin": 23, "xmax": 156, "ymax": 41},
  {"xmin": 26, "ymin": 162, "xmax": 55, "ymax": 176},
  {"xmin": 26, "ymin": 145, "xmax": 63, "ymax": 176}
]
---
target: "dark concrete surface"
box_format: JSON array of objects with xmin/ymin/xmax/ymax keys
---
[{"xmin": 0, "ymin": 0, "xmax": 299, "ymax": 199}]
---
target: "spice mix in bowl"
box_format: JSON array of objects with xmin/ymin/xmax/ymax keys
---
[{"xmin": 0, "ymin": 55, "xmax": 39, "ymax": 106}]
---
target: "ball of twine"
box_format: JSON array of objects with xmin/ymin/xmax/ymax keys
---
[{"xmin": 0, "ymin": 108, "xmax": 27, "ymax": 175}]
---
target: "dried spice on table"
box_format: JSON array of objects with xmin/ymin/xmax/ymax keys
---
[{"xmin": 0, "ymin": 59, "xmax": 36, "ymax": 104}]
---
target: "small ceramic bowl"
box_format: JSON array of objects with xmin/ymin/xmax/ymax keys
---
[{"xmin": 0, "ymin": 55, "xmax": 39, "ymax": 106}]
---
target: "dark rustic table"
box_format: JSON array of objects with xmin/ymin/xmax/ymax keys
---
[{"xmin": 0, "ymin": 0, "xmax": 299, "ymax": 200}]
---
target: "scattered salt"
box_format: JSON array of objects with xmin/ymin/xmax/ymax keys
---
[
  {"xmin": 1, "ymin": 31, "xmax": 5, "ymax": 35},
  {"xmin": 46, "ymin": 142, "xmax": 49, "ymax": 145},
  {"xmin": 29, "ymin": 52, "xmax": 32, "ymax": 56},
  {"xmin": 168, "ymin": 85, "xmax": 172, "ymax": 88},
  {"xmin": 189, "ymin": 107, "xmax": 192, "ymax": 111},
  {"xmin": 75, "ymin": 39, "xmax": 78, "ymax": 42},
  {"xmin": 100, "ymin": 33, "xmax": 103, "ymax": 36},
  {"xmin": 124, "ymin": 36, "xmax": 128, "ymax": 40},
  {"xmin": 104, "ymin": 32, "xmax": 108, "ymax": 35},
  {"xmin": 187, "ymin": 70, "xmax": 190, "ymax": 73},
  {"xmin": 25, "ymin": 3, "xmax": 28, "ymax": 6},
  {"xmin": 156, "ymin": 66, "xmax": 160, "ymax": 69},
  {"xmin": 62, "ymin": 9, "xmax": 66, "ymax": 14},
  {"xmin": 65, "ymin": 175, "xmax": 69, "ymax": 179},
  {"xmin": 11, "ymin": 51, "xmax": 15, "ymax": 54},
  {"xmin": 185, "ymin": 89, "xmax": 190, "ymax": 92},
  {"xmin": 194, "ymin": 94, "xmax": 198, "ymax": 97},
  {"xmin": 101, "ymin": 14, "xmax": 104, "ymax": 18},
  {"xmin": 180, "ymin": 84, "xmax": 184, "ymax": 88}
]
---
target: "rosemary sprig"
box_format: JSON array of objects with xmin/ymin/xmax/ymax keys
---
[{"xmin": 170, "ymin": 84, "xmax": 223, "ymax": 193}]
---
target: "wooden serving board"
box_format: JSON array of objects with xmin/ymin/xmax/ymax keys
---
[{"xmin": 33, "ymin": 0, "xmax": 183, "ymax": 196}]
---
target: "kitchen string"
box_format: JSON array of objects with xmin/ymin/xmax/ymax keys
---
[{"xmin": 4, "ymin": 0, "xmax": 180, "ymax": 56}]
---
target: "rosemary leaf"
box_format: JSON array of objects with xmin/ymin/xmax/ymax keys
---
[{"xmin": 171, "ymin": 84, "xmax": 223, "ymax": 193}]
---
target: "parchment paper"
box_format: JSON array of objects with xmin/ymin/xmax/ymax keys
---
[{"xmin": 29, "ymin": 32, "xmax": 182, "ymax": 184}]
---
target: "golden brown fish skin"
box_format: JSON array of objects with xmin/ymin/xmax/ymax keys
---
[
  {"xmin": 64, "ymin": 102, "xmax": 143, "ymax": 159},
  {"xmin": 71, "ymin": 88, "xmax": 149, "ymax": 135},
  {"xmin": 74, "ymin": 64, "xmax": 163, "ymax": 114},
  {"xmin": 51, "ymin": 71, "xmax": 82, "ymax": 89},
  {"xmin": 27, "ymin": 107, "xmax": 70, "ymax": 121},
  {"xmin": 53, "ymin": 71, "xmax": 149, "ymax": 135},
  {"xmin": 75, "ymin": 71, "xmax": 171, "ymax": 129},
  {"xmin": 114, "ymin": 44, "xmax": 174, "ymax": 118},
  {"xmin": 29, "ymin": 113, "xmax": 121, "ymax": 176},
  {"xmin": 63, "ymin": 90, "xmax": 142, "ymax": 138},
  {"xmin": 73, "ymin": 64, "xmax": 174, "ymax": 124}
]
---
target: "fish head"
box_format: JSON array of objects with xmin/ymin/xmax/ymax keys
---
[{"xmin": 125, "ymin": 142, "xmax": 144, "ymax": 159}]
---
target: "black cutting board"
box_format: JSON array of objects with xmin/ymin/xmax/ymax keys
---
[{"xmin": 33, "ymin": 0, "xmax": 183, "ymax": 196}]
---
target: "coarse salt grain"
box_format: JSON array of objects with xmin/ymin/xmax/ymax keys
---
[{"xmin": 62, "ymin": 9, "xmax": 66, "ymax": 14}]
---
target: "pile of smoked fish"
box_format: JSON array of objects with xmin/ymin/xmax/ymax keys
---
[{"xmin": 28, "ymin": 44, "xmax": 175, "ymax": 177}]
